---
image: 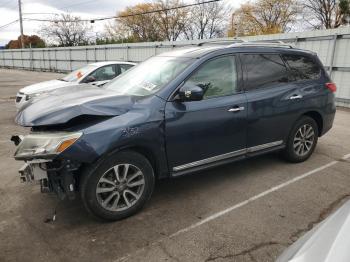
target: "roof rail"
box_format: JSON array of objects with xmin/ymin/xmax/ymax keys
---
[
  {"xmin": 197, "ymin": 39, "xmax": 246, "ymax": 46},
  {"xmin": 228, "ymin": 41, "xmax": 294, "ymax": 49}
]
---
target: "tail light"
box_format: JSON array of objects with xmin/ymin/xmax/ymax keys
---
[{"xmin": 325, "ymin": 82, "xmax": 337, "ymax": 93}]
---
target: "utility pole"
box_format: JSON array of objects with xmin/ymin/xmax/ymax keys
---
[
  {"xmin": 231, "ymin": 13, "xmax": 234, "ymax": 37},
  {"xmin": 18, "ymin": 0, "xmax": 24, "ymax": 48},
  {"xmin": 230, "ymin": 13, "xmax": 238, "ymax": 38}
]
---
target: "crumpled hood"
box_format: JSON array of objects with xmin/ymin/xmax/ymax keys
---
[
  {"xmin": 15, "ymin": 84, "xmax": 137, "ymax": 127},
  {"xmin": 19, "ymin": 79, "xmax": 76, "ymax": 94}
]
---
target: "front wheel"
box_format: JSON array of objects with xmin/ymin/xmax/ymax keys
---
[
  {"xmin": 81, "ymin": 151, "xmax": 155, "ymax": 221},
  {"xmin": 283, "ymin": 116, "xmax": 319, "ymax": 163}
]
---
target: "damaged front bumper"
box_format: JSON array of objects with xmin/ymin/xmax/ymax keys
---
[
  {"xmin": 19, "ymin": 159, "xmax": 52, "ymax": 193},
  {"xmin": 12, "ymin": 133, "xmax": 82, "ymax": 200},
  {"xmin": 19, "ymin": 159, "xmax": 49, "ymax": 183},
  {"xmin": 18, "ymin": 158, "xmax": 80, "ymax": 200}
]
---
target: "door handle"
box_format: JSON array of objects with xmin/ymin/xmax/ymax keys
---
[
  {"xmin": 289, "ymin": 94, "xmax": 303, "ymax": 100},
  {"xmin": 228, "ymin": 106, "xmax": 245, "ymax": 112}
]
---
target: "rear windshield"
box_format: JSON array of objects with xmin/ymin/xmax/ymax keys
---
[{"xmin": 282, "ymin": 54, "xmax": 321, "ymax": 81}]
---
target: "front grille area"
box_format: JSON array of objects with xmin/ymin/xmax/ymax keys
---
[{"xmin": 16, "ymin": 96, "xmax": 22, "ymax": 103}]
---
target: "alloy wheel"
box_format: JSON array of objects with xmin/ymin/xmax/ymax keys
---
[
  {"xmin": 293, "ymin": 124, "xmax": 315, "ymax": 156},
  {"xmin": 96, "ymin": 164, "xmax": 145, "ymax": 212}
]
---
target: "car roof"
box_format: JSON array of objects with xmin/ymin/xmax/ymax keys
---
[
  {"xmin": 158, "ymin": 46, "xmax": 225, "ymax": 59},
  {"xmin": 157, "ymin": 43, "xmax": 315, "ymax": 59},
  {"xmin": 89, "ymin": 61, "xmax": 137, "ymax": 67}
]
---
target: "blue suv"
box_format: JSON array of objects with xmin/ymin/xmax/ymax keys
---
[{"xmin": 13, "ymin": 42, "xmax": 336, "ymax": 220}]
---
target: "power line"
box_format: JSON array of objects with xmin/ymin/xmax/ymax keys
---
[
  {"xmin": 0, "ymin": 0, "xmax": 222, "ymax": 32},
  {"xmin": 0, "ymin": 16, "xmax": 54, "ymax": 30},
  {"xmin": 23, "ymin": 0, "xmax": 222, "ymax": 23},
  {"xmin": 23, "ymin": 12, "xmax": 60, "ymax": 15},
  {"xmin": 0, "ymin": 19, "xmax": 18, "ymax": 29}
]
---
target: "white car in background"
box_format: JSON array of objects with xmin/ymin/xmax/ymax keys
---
[
  {"xmin": 277, "ymin": 199, "xmax": 350, "ymax": 262},
  {"xmin": 15, "ymin": 61, "xmax": 136, "ymax": 109}
]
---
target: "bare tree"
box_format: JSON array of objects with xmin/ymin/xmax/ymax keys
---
[
  {"xmin": 40, "ymin": 14, "xmax": 92, "ymax": 46},
  {"xmin": 106, "ymin": 0, "xmax": 228, "ymax": 42},
  {"xmin": 187, "ymin": 0, "xmax": 229, "ymax": 39},
  {"xmin": 301, "ymin": 0, "xmax": 350, "ymax": 29},
  {"xmin": 155, "ymin": 0, "xmax": 189, "ymax": 41}
]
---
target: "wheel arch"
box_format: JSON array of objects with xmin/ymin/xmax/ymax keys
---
[
  {"xmin": 78, "ymin": 145, "xmax": 166, "ymax": 189},
  {"xmin": 103, "ymin": 143, "xmax": 169, "ymax": 179},
  {"xmin": 120, "ymin": 146, "xmax": 160, "ymax": 178},
  {"xmin": 301, "ymin": 111, "xmax": 323, "ymax": 136}
]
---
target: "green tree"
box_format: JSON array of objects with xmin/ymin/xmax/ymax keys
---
[{"xmin": 339, "ymin": 0, "xmax": 350, "ymax": 24}]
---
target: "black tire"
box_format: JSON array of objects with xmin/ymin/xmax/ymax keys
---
[
  {"xmin": 80, "ymin": 150, "xmax": 155, "ymax": 221},
  {"xmin": 283, "ymin": 116, "xmax": 319, "ymax": 163}
]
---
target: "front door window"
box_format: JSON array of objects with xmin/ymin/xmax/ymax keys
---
[
  {"xmin": 89, "ymin": 65, "xmax": 117, "ymax": 81},
  {"xmin": 185, "ymin": 56, "xmax": 238, "ymax": 99}
]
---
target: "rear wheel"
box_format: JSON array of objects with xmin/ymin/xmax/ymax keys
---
[
  {"xmin": 81, "ymin": 151, "xmax": 155, "ymax": 221},
  {"xmin": 283, "ymin": 116, "xmax": 318, "ymax": 163}
]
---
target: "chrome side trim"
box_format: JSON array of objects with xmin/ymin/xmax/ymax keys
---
[
  {"xmin": 173, "ymin": 149, "xmax": 246, "ymax": 172},
  {"xmin": 172, "ymin": 140, "xmax": 283, "ymax": 172},
  {"xmin": 247, "ymin": 140, "xmax": 283, "ymax": 153}
]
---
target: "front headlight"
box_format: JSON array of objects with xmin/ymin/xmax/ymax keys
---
[
  {"xmin": 14, "ymin": 132, "xmax": 82, "ymax": 159},
  {"xmin": 25, "ymin": 93, "xmax": 42, "ymax": 101}
]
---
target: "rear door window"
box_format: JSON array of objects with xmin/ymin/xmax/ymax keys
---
[
  {"xmin": 282, "ymin": 54, "xmax": 321, "ymax": 81},
  {"xmin": 241, "ymin": 54, "xmax": 289, "ymax": 90}
]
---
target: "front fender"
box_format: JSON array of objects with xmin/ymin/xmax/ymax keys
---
[{"xmin": 60, "ymin": 97, "xmax": 169, "ymax": 178}]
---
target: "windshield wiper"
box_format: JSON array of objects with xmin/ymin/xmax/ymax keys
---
[{"xmin": 57, "ymin": 78, "xmax": 68, "ymax": 82}]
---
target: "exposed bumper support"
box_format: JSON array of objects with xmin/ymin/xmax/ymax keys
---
[
  {"xmin": 19, "ymin": 159, "xmax": 49, "ymax": 183},
  {"xmin": 19, "ymin": 163, "xmax": 33, "ymax": 183},
  {"xmin": 17, "ymin": 158, "xmax": 80, "ymax": 200}
]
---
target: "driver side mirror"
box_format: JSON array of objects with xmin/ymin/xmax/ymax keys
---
[
  {"xmin": 85, "ymin": 76, "xmax": 96, "ymax": 83},
  {"xmin": 177, "ymin": 83, "xmax": 204, "ymax": 102}
]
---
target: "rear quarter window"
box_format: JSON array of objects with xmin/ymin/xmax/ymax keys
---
[
  {"xmin": 120, "ymin": 64, "xmax": 134, "ymax": 73},
  {"xmin": 282, "ymin": 54, "xmax": 321, "ymax": 81}
]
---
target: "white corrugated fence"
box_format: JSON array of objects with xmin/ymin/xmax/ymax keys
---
[{"xmin": 1, "ymin": 27, "xmax": 350, "ymax": 107}]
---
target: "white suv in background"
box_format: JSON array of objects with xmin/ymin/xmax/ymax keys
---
[{"xmin": 15, "ymin": 61, "xmax": 136, "ymax": 110}]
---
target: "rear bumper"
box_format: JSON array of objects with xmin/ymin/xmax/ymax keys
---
[{"xmin": 321, "ymin": 109, "xmax": 336, "ymax": 136}]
